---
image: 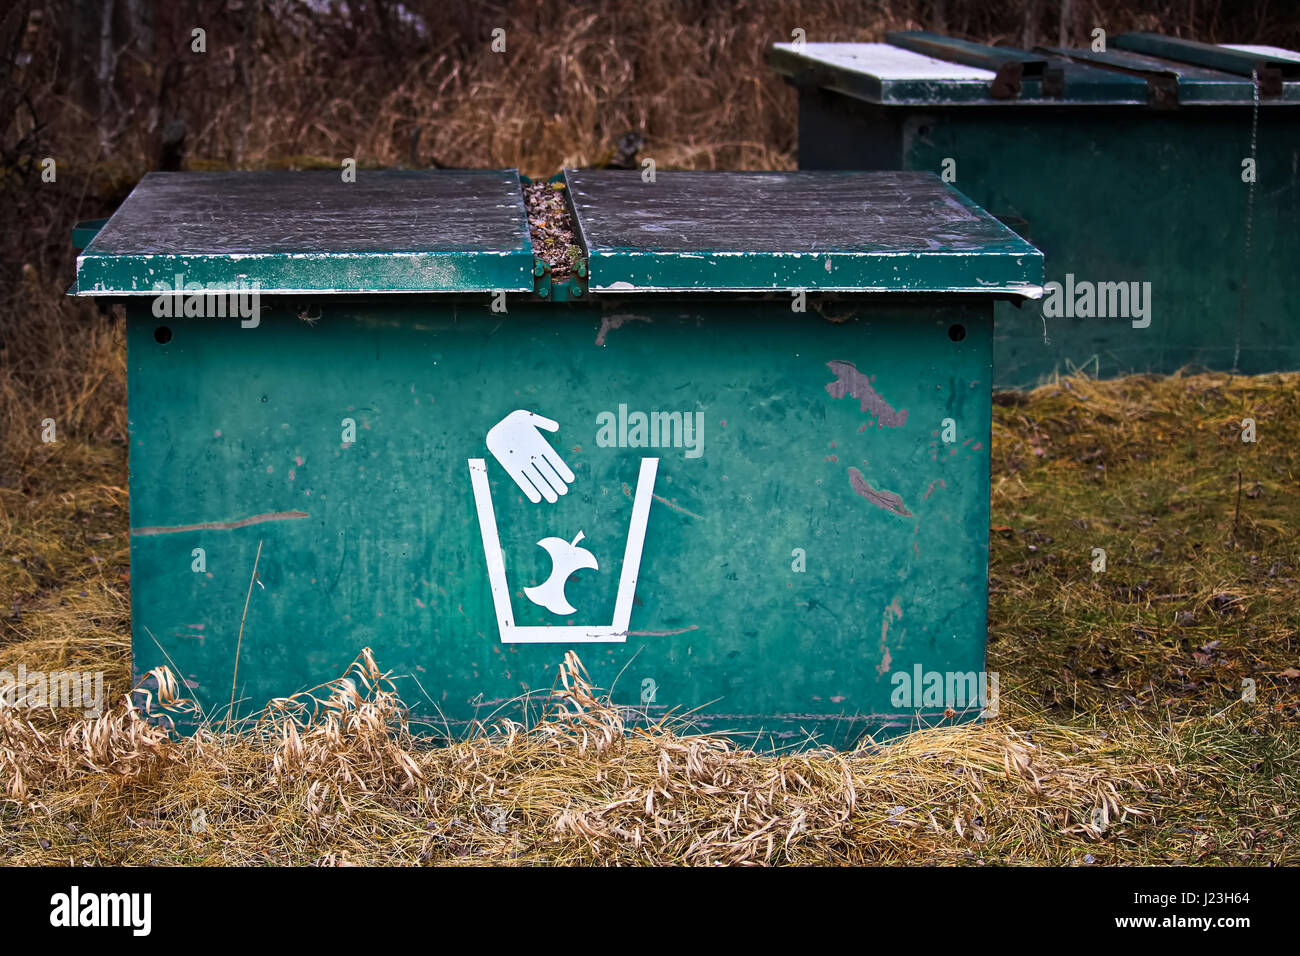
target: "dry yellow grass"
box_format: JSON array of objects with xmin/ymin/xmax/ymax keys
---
[{"xmin": 0, "ymin": 648, "xmax": 1206, "ymax": 866}]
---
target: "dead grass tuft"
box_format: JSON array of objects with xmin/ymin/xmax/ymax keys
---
[{"xmin": 3, "ymin": 648, "xmax": 1223, "ymax": 866}]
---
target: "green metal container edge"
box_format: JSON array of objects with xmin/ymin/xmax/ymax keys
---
[{"xmin": 72, "ymin": 217, "xmax": 110, "ymax": 252}]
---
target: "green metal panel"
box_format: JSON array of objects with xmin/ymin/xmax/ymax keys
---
[
  {"xmin": 125, "ymin": 298, "xmax": 995, "ymax": 748},
  {"xmin": 72, "ymin": 218, "xmax": 109, "ymax": 252},
  {"xmin": 76, "ymin": 170, "xmax": 535, "ymax": 295},
  {"xmin": 79, "ymin": 167, "xmax": 1037, "ymax": 748},
  {"xmin": 922, "ymin": 109, "xmax": 1295, "ymax": 386},
  {"xmin": 567, "ymin": 169, "xmax": 1042, "ymax": 295},
  {"xmin": 884, "ymin": 30, "xmax": 1054, "ymax": 101}
]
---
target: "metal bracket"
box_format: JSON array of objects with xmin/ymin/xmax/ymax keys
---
[
  {"xmin": 533, "ymin": 256, "xmax": 588, "ymax": 302},
  {"xmin": 990, "ymin": 62, "xmax": 1023, "ymax": 99},
  {"xmin": 1042, "ymin": 65, "xmax": 1066, "ymax": 97},
  {"xmin": 1257, "ymin": 66, "xmax": 1284, "ymax": 97}
]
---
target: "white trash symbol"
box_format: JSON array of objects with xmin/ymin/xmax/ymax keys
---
[{"xmin": 469, "ymin": 410, "xmax": 657, "ymax": 644}]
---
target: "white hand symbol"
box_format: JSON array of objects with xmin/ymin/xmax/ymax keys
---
[{"xmin": 486, "ymin": 409, "xmax": 576, "ymax": 504}]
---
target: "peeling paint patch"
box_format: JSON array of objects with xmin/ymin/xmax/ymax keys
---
[
  {"xmin": 877, "ymin": 598, "xmax": 902, "ymax": 675},
  {"xmin": 922, "ymin": 478, "xmax": 947, "ymax": 500},
  {"xmin": 595, "ymin": 312, "xmax": 653, "ymax": 346},
  {"xmin": 132, "ymin": 510, "xmax": 310, "ymax": 536},
  {"xmin": 825, "ymin": 360, "xmax": 907, "ymax": 427},
  {"xmin": 848, "ymin": 467, "xmax": 912, "ymax": 517}
]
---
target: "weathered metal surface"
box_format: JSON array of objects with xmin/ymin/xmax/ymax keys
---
[
  {"xmin": 884, "ymin": 31, "xmax": 1042, "ymax": 71},
  {"xmin": 76, "ymin": 170, "xmax": 535, "ymax": 295},
  {"xmin": 1222, "ymin": 44, "xmax": 1300, "ymax": 64},
  {"xmin": 770, "ymin": 41, "xmax": 1147, "ymax": 106},
  {"xmin": 772, "ymin": 36, "xmax": 1300, "ymax": 106},
  {"xmin": 1115, "ymin": 32, "xmax": 1300, "ymax": 84},
  {"xmin": 1040, "ymin": 46, "xmax": 1272, "ymax": 104},
  {"xmin": 780, "ymin": 37, "xmax": 1300, "ymax": 387},
  {"xmin": 884, "ymin": 31, "xmax": 1048, "ymax": 98},
  {"xmin": 125, "ymin": 298, "xmax": 995, "ymax": 748},
  {"xmin": 566, "ymin": 169, "xmax": 1042, "ymax": 295},
  {"xmin": 771, "ymin": 41, "xmax": 1001, "ymax": 105}
]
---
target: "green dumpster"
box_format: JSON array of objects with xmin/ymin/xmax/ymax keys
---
[
  {"xmin": 75, "ymin": 168, "xmax": 1040, "ymax": 748},
  {"xmin": 770, "ymin": 32, "xmax": 1300, "ymax": 387}
]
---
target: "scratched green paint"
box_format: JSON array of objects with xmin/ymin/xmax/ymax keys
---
[
  {"xmin": 582, "ymin": 250, "xmax": 1041, "ymax": 296},
  {"xmin": 127, "ymin": 299, "xmax": 993, "ymax": 748},
  {"xmin": 76, "ymin": 250, "xmax": 535, "ymax": 295}
]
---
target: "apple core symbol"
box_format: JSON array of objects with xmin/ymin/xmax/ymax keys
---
[{"xmin": 524, "ymin": 531, "xmax": 600, "ymax": 616}]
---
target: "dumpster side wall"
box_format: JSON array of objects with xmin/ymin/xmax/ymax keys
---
[{"xmin": 126, "ymin": 298, "xmax": 996, "ymax": 747}]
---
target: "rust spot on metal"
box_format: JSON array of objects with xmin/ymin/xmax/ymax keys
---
[
  {"xmin": 814, "ymin": 302, "xmax": 856, "ymax": 324},
  {"xmin": 595, "ymin": 312, "xmax": 653, "ymax": 347},
  {"xmin": 825, "ymin": 360, "xmax": 907, "ymax": 427},
  {"xmin": 848, "ymin": 468, "xmax": 912, "ymax": 517},
  {"xmin": 132, "ymin": 510, "xmax": 310, "ymax": 536}
]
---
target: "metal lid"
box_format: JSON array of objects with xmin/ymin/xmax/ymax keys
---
[
  {"xmin": 1037, "ymin": 45, "xmax": 1256, "ymax": 104},
  {"xmin": 770, "ymin": 33, "xmax": 1300, "ymax": 106},
  {"xmin": 769, "ymin": 40, "xmax": 1146, "ymax": 104},
  {"xmin": 75, "ymin": 170, "xmax": 535, "ymax": 295},
  {"xmin": 1116, "ymin": 32, "xmax": 1300, "ymax": 83},
  {"xmin": 566, "ymin": 169, "xmax": 1043, "ymax": 297}
]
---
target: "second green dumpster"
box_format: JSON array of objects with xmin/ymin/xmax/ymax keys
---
[{"xmin": 770, "ymin": 32, "xmax": 1300, "ymax": 387}]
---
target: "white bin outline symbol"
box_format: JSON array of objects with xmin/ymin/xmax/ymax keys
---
[{"xmin": 467, "ymin": 457, "xmax": 659, "ymax": 643}]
